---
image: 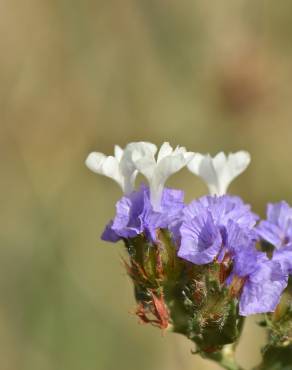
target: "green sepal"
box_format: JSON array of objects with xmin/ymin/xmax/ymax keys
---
[
  {"xmin": 254, "ymin": 345, "xmax": 292, "ymax": 370},
  {"xmin": 123, "ymin": 229, "xmax": 245, "ymax": 366}
]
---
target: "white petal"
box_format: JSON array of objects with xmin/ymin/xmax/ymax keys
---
[
  {"xmin": 85, "ymin": 152, "xmax": 123, "ymax": 189},
  {"xmin": 173, "ymin": 145, "xmax": 187, "ymax": 155},
  {"xmin": 212, "ymin": 152, "xmax": 227, "ymax": 176},
  {"xmin": 157, "ymin": 142, "xmax": 173, "ymax": 162},
  {"xmin": 85, "ymin": 152, "xmax": 106, "ymax": 174},
  {"xmin": 126, "ymin": 142, "xmax": 157, "ymax": 179},
  {"xmin": 120, "ymin": 141, "xmax": 157, "ymax": 194},
  {"xmin": 227, "ymin": 151, "xmax": 251, "ymax": 178},
  {"xmin": 119, "ymin": 152, "xmax": 138, "ymax": 193},
  {"xmin": 156, "ymin": 153, "xmax": 190, "ymax": 182},
  {"xmin": 183, "ymin": 151, "xmax": 195, "ymax": 162},
  {"xmin": 187, "ymin": 151, "xmax": 251, "ymax": 195},
  {"xmin": 188, "ymin": 153, "xmax": 219, "ymax": 195},
  {"xmin": 212, "ymin": 152, "xmax": 229, "ymax": 195},
  {"xmin": 114, "ymin": 145, "xmax": 124, "ymax": 161},
  {"xmin": 218, "ymin": 151, "xmax": 250, "ymax": 194},
  {"xmin": 150, "ymin": 150, "xmax": 193, "ymax": 210},
  {"xmin": 125, "ymin": 142, "xmax": 194, "ymax": 210},
  {"xmin": 133, "ymin": 155, "xmax": 156, "ymax": 182},
  {"xmin": 187, "ymin": 153, "xmax": 205, "ymax": 174},
  {"xmin": 125, "ymin": 141, "xmax": 157, "ymax": 160}
]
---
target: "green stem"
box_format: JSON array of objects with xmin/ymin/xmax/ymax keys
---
[{"xmin": 203, "ymin": 344, "xmax": 244, "ymax": 370}]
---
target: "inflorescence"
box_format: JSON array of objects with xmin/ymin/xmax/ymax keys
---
[{"xmin": 85, "ymin": 142, "xmax": 292, "ymax": 354}]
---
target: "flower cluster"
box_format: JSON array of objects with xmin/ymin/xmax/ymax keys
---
[{"xmin": 86, "ymin": 142, "xmax": 291, "ymax": 318}]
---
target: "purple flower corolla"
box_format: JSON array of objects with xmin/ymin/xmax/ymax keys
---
[
  {"xmin": 178, "ymin": 195, "xmax": 258, "ymax": 264},
  {"xmin": 257, "ymin": 201, "xmax": 292, "ymax": 249},
  {"xmin": 269, "ymin": 247, "xmax": 292, "ymax": 276},
  {"xmin": 102, "ymin": 185, "xmax": 184, "ymax": 243},
  {"xmin": 257, "ymin": 201, "xmax": 292, "ymax": 274},
  {"xmin": 230, "ymin": 248, "xmax": 288, "ymax": 316}
]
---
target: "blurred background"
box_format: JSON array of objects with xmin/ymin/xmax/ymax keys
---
[{"xmin": 1, "ymin": 1, "xmax": 292, "ymax": 369}]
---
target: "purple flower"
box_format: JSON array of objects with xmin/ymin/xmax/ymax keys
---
[
  {"xmin": 229, "ymin": 248, "xmax": 288, "ymax": 316},
  {"xmin": 178, "ymin": 195, "xmax": 258, "ymax": 264},
  {"xmin": 272, "ymin": 247, "xmax": 292, "ymax": 274},
  {"xmin": 257, "ymin": 201, "xmax": 292, "ymax": 274},
  {"xmin": 178, "ymin": 210, "xmax": 223, "ymax": 264},
  {"xmin": 257, "ymin": 201, "xmax": 292, "ymax": 249},
  {"xmin": 178, "ymin": 195, "xmax": 289, "ymax": 316},
  {"xmin": 102, "ymin": 185, "xmax": 184, "ymax": 243}
]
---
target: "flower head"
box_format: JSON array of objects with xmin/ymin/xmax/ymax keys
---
[
  {"xmin": 187, "ymin": 151, "xmax": 251, "ymax": 195},
  {"xmin": 178, "ymin": 194, "xmax": 287, "ymax": 316},
  {"xmin": 102, "ymin": 184, "xmax": 185, "ymax": 243}
]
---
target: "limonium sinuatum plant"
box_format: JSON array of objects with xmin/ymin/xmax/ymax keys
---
[{"xmin": 86, "ymin": 142, "xmax": 292, "ymax": 370}]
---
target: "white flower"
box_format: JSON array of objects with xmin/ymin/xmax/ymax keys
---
[
  {"xmin": 85, "ymin": 141, "xmax": 194, "ymax": 208},
  {"xmin": 187, "ymin": 151, "xmax": 251, "ymax": 195},
  {"xmin": 132, "ymin": 142, "xmax": 194, "ymax": 211},
  {"xmin": 85, "ymin": 142, "xmax": 156, "ymax": 194}
]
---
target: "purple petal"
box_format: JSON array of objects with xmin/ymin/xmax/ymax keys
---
[
  {"xmin": 102, "ymin": 185, "xmax": 185, "ymax": 243},
  {"xmin": 257, "ymin": 221, "xmax": 284, "ymax": 249},
  {"xmin": 101, "ymin": 221, "xmax": 121, "ymax": 242},
  {"xmin": 178, "ymin": 212, "xmax": 222, "ymax": 264},
  {"xmin": 239, "ymin": 259, "xmax": 287, "ymax": 316},
  {"xmin": 179, "ymin": 194, "xmax": 258, "ymax": 265},
  {"xmin": 272, "ymin": 247, "xmax": 292, "ymax": 275},
  {"xmin": 257, "ymin": 201, "xmax": 292, "ymax": 249},
  {"xmin": 225, "ymin": 220, "xmax": 257, "ymax": 255}
]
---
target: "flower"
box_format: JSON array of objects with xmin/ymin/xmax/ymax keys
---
[
  {"xmin": 187, "ymin": 151, "xmax": 251, "ymax": 195},
  {"xmin": 132, "ymin": 142, "xmax": 194, "ymax": 211},
  {"xmin": 178, "ymin": 195, "xmax": 258, "ymax": 264},
  {"xmin": 257, "ymin": 201, "xmax": 292, "ymax": 249},
  {"xmin": 229, "ymin": 247, "xmax": 288, "ymax": 316},
  {"xmin": 102, "ymin": 184, "xmax": 185, "ymax": 243},
  {"xmin": 85, "ymin": 142, "xmax": 156, "ymax": 194},
  {"xmin": 178, "ymin": 195, "xmax": 287, "ymax": 316},
  {"xmin": 257, "ymin": 201, "xmax": 292, "ymax": 274}
]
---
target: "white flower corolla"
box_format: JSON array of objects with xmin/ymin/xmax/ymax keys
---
[
  {"xmin": 120, "ymin": 142, "xmax": 157, "ymax": 181},
  {"xmin": 132, "ymin": 142, "xmax": 194, "ymax": 211},
  {"xmin": 85, "ymin": 142, "xmax": 157, "ymax": 194},
  {"xmin": 187, "ymin": 151, "xmax": 251, "ymax": 196}
]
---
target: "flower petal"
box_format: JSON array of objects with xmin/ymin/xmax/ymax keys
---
[
  {"xmin": 102, "ymin": 185, "xmax": 185, "ymax": 243},
  {"xmin": 85, "ymin": 152, "xmax": 123, "ymax": 188},
  {"xmin": 157, "ymin": 142, "xmax": 173, "ymax": 162},
  {"xmin": 239, "ymin": 259, "xmax": 287, "ymax": 316},
  {"xmin": 187, "ymin": 153, "xmax": 219, "ymax": 194},
  {"xmin": 272, "ymin": 247, "xmax": 292, "ymax": 274},
  {"xmin": 178, "ymin": 211, "xmax": 222, "ymax": 264},
  {"xmin": 187, "ymin": 151, "xmax": 251, "ymax": 195},
  {"xmin": 114, "ymin": 145, "xmax": 124, "ymax": 161},
  {"xmin": 134, "ymin": 143, "xmax": 193, "ymax": 210},
  {"xmin": 256, "ymin": 201, "xmax": 292, "ymax": 249},
  {"xmin": 220, "ymin": 151, "xmax": 251, "ymax": 193}
]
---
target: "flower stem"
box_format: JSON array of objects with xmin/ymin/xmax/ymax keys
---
[{"xmin": 203, "ymin": 344, "xmax": 244, "ymax": 370}]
